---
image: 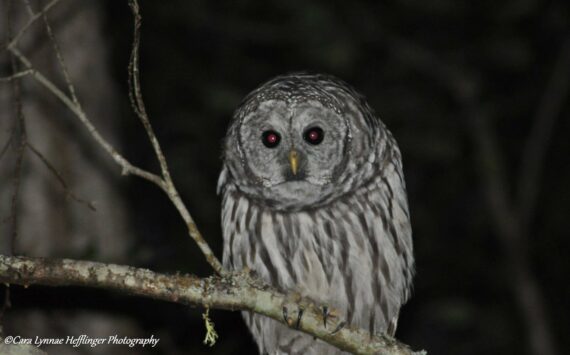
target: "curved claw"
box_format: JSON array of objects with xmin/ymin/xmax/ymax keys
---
[
  {"xmin": 330, "ymin": 321, "xmax": 346, "ymax": 335},
  {"xmin": 295, "ymin": 308, "xmax": 304, "ymax": 329},
  {"xmin": 282, "ymin": 305, "xmax": 304, "ymax": 329},
  {"xmin": 282, "ymin": 306, "xmax": 289, "ymax": 324},
  {"xmin": 322, "ymin": 306, "xmax": 329, "ymax": 328}
]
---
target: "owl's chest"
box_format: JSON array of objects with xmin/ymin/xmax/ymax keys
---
[{"xmin": 222, "ymin": 191, "xmax": 378, "ymax": 305}]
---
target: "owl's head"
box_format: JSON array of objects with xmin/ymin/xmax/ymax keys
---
[{"xmin": 220, "ymin": 73, "xmax": 389, "ymax": 210}]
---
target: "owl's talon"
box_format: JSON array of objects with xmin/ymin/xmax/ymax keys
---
[
  {"xmin": 282, "ymin": 306, "xmax": 289, "ymax": 324},
  {"xmin": 322, "ymin": 306, "xmax": 329, "ymax": 328},
  {"xmin": 282, "ymin": 305, "xmax": 304, "ymax": 329},
  {"xmin": 295, "ymin": 307, "xmax": 304, "ymax": 329},
  {"xmin": 330, "ymin": 321, "xmax": 346, "ymax": 335}
]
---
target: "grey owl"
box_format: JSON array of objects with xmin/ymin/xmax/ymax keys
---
[{"xmin": 218, "ymin": 73, "xmax": 414, "ymax": 354}]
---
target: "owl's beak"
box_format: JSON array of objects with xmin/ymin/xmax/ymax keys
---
[{"xmin": 289, "ymin": 150, "xmax": 299, "ymax": 175}]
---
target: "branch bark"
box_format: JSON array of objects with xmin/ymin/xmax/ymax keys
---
[{"xmin": 0, "ymin": 255, "xmax": 417, "ymax": 355}]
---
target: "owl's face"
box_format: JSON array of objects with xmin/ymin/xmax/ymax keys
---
[
  {"xmin": 236, "ymin": 99, "xmax": 349, "ymax": 208},
  {"xmin": 222, "ymin": 74, "xmax": 384, "ymax": 210}
]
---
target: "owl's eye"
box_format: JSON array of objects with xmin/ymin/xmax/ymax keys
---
[
  {"xmin": 261, "ymin": 130, "xmax": 281, "ymax": 148},
  {"xmin": 303, "ymin": 127, "xmax": 324, "ymax": 145}
]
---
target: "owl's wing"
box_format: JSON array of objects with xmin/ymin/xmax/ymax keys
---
[
  {"xmin": 367, "ymin": 167, "xmax": 414, "ymax": 336},
  {"xmin": 217, "ymin": 165, "xmax": 230, "ymax": 195},
  {"xmin": 379, "ymin": 164, "xmax": 415, "ymax": 305}
]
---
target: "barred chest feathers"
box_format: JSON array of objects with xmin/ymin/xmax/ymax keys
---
[
  {"xmin": 220, "ymin": 163, "xmax": 413, "ymax": 354},
  {"xmin": 218, "ymin": 73, "xmax": 414, "ymax": 354}
]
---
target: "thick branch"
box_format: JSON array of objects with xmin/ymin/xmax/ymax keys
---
[{"xmin": 0, "ymin": 255, "xmax": 417, "ymax": 355}]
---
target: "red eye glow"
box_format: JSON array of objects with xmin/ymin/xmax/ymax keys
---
[
  {"xmin": 303, "ymin": 127, "xmax": 324, "ymax": 145},
  {"xmin": 262, "ymin": 130, "xmax": 281, "ymax": 148}
]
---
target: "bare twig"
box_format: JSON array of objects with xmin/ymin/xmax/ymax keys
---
[
  {"xmin": 0, "ymin": 69, "xmax": 33, "ymax": 81},
  {"xmin": 127, "ymin": 0, "xmax": 169, "ymax": 181},
  {"xmin": 7, "ymin": 47, "xmax": 165, "ymax": 186},
  {"xmin": 6, "ymin": 0, "xmax": 28, "ymax": 255},
  {"xmin": 517, "ymin": 37, "xmax": 570, "ymax": 225},
  {"xmin": 26, "ymin": 142, "xmax": 96, "ymax": 211},
  {"xmin": 8, "ymin": 66, "xmax": 25, "ymax": 254},
  {"xmin": 0, "ymin": 255, "xmax": 418, "ymax": 355},
  {"xmin": 0, "ymin": 134, "xmax": 12, "ymax": 162},
  {"xmin": 0, "ymin": 0, "xmax": 20, "ymax": 320},
  {"xmin": 466, "ymin": 108, "xmax": 519, "ymax": 241},
  {"xmin": 464, "ymin": 91, "xmax": 558, "ymax": 355},
  {"xmin": 4, "ymin": 0, "xmax": 224, "ymax": 274},
  {"xmin": 464, "ymin": 103, "xmax": 557, "ymax": 355},
  {"xmin": 1, "ymin": 0, "xmax": 61, "ymax": 52},
  {"xmin": 40, "ymin": 2, "xmax": 81, "ymax": 108},
  {"xmin": 22, "ymin": 0, "xmax": 36, "ymax": 18},
  {"xmin": 126, "ymin": 0, "xmax": 224, "ymax": 275}
]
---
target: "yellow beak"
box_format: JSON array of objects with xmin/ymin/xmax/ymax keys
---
[{"xmin": 289, "ymin": 150, "xmax": 299, "ymax": 175}]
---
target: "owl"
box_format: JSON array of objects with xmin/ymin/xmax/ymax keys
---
[{"xmin": 218, "ymin": 73, "xmax": 414, "ymax": 354}]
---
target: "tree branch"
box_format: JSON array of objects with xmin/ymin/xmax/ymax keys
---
[
  {"xmin": 0, "ymin": 255, "xmax": 418, "ymax": 355},
  {"xmin": 7, "ymin": 46, "xmax": 165, "ymax": 188},
  {"xmin": 4, "ymin": 0, "xmax": 224, "ymax": 275},
  {"xmin": 1, "ymin": 0, "xmax": 61, "ymax": 52},
  {"xmin": 26, "ymin": 142, "xmax": 96, "ymax": 211},
  {"xmin": 0, "ymin": 69, "xmax": 33, "ymax": 82},
  {"xmin": 517, "ymin": 37, "xmax": 570, "ymax": 225},
  {"xmin": 126, "ymin": 0, "xmax": 224, "ymax": 275}
]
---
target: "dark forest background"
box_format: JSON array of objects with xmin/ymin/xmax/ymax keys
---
[{"xmin": 1, "ymin": 0, "xmax": 569, "ymax": 354}]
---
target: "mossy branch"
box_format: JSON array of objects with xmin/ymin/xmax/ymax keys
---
[{"xmin": 0, "ymin": 255, "xmax": 419, "ymax": 355}]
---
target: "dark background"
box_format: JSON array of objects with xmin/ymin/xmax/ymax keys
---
[{"xmin": 3, "ymin": 0, "xmax": 570, "ymax": 354}]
